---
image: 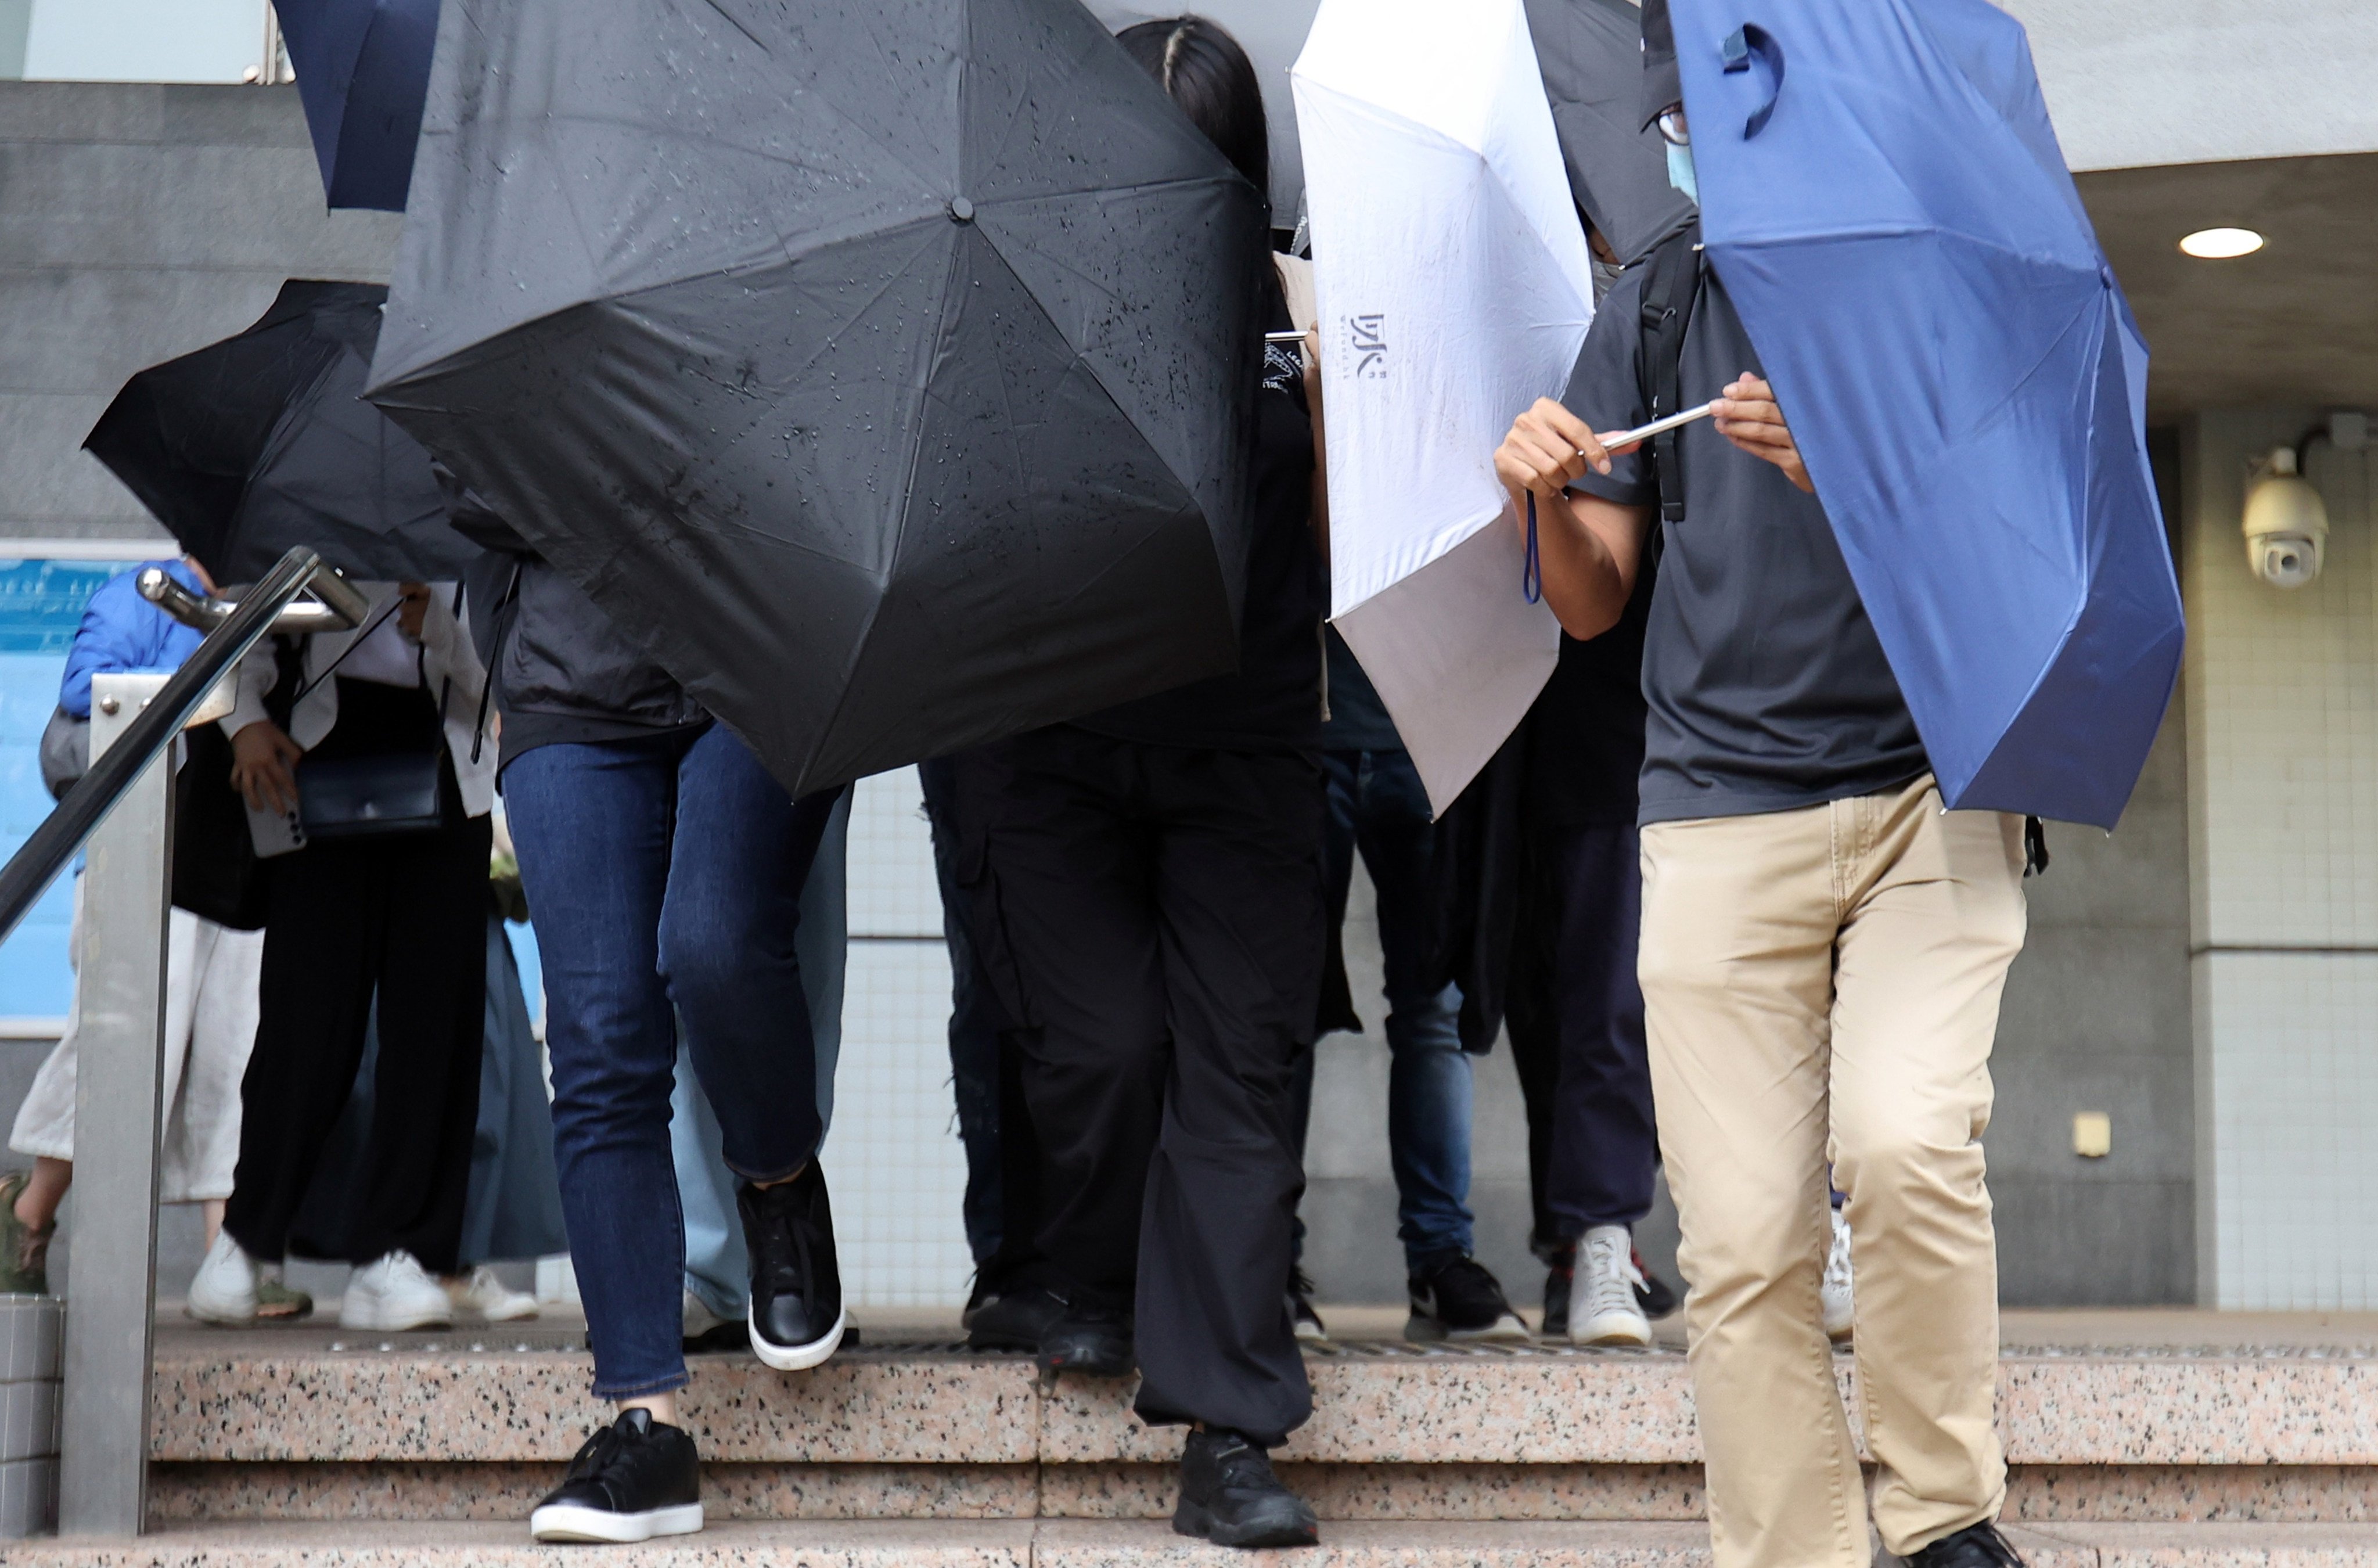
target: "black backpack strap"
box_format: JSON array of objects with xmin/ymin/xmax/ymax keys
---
[{"xmin": 1635, "ymin": 222, "xmax": 1704, "ymax": 525}]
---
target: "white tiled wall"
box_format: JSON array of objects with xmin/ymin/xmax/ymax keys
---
[
  {"xmin": 0, "ymin": 1296, "xmax": 60, "ymax": 1538},
  {"xmin": 2183, "ymin": 410, "xmax": 2378, "ymax": 1307},
  {"xmin": 817, "ymin": 767, "xmax": 975, "ymax": 1310}
]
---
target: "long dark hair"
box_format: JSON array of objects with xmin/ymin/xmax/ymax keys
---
[{"xmin": 1116, "ymin": 16, "xmax": 1270, "ymax": 207}]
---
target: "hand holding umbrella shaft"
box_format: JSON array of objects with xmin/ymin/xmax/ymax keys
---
[
  {"xmin": 1495, "ymin": 400, "xmax": 1651, "ymax": 642},
  {"xmin": 1713, "ymin": 375, "xmax": 1815, "ymax": 494}
]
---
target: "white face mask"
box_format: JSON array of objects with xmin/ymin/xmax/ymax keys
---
[{"xmin": 1665, "ymin": 140, "xmax": 1699, "ymax": 204}]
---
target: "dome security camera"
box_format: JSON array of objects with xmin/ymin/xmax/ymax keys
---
[{"xmin": 2242, "ymin": 447, "xmax": 2328, "ymax": 589}]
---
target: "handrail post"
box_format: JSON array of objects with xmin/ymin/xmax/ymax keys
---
[{"xmin": 56, "ymin": 672, "xmax": 177, "ymax": 1537}]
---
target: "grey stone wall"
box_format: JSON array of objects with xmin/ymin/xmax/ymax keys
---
[{"xmin": 0, "ymin": 80, "xmax": 398, "ymax": 543}]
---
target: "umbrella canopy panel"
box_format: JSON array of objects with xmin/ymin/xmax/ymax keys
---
[
  {"xmin": 369, "ymin": 0, "xmax": 1268, "ymax": 797},
  {"xmin": 84, "ymin": 279, "xmax": 480, "ymax": 584},
  {"xmin": 276, "ymin": 0, "xmax": 442, "ymax": 212},
  {"xmin": 1526, "ymin": 0, "xmax": 1697, "ymax": 264},
  {"xmin": 1675, "ymin": 0, "xmax": 2182, "ymax": 829},
  {"xmin": 1293, "ymin": 0, "xmax": 1586, "ymax": 812}
]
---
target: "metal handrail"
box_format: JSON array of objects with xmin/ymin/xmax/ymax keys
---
[
  {"xmin": 0, "ymin": 547, "xmax": 360, "ymax": 944},
  {"xmin": 137, "ymin": 562, "xmax": 370, "ymax": 635}
]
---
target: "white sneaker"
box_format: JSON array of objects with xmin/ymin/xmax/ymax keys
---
[
  {"xmin": 1821, "ymin": 1206, "xmax": 1855, "ymax": 1343},
  {"xmin": 186, "ymin": 1229, "xmax": 260, "ymax": 1325},
  {"xmin": 341, "ymin": 1250, "xmax": 455, "ymax": 1331},
  {"xmin": 448, "ymin": 1265, "xmax": 538, "ymax": 1323},
  {"xmin": 1571, "ymin": 1225, "xmax": 1652, "ymax": 1347},
  {"xmin": 1569, "ymin": 1228, "xmax": 1645, "ymax": 1351}
]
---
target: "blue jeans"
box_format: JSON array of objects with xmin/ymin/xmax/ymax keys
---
[
  {"xmin": 677, "ymin": 790, "xmax": 851, "ymax": 1319},
  {"xmin": 503, "ymin": 725, "xmax": 838, "ymax": 1398},
  {"xmin": 1318, "ymin": 748, "xmax": 1473, "ymax": 1273}
]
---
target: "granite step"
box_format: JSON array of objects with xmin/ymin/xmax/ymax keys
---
[
  {"xmin": 8, "ymin": 1519, "xmax": 2377, "ymax": 1566},
  {"xmin": 142, "ymin": 1336, "xmax": 2378, "ymax": 1526}
]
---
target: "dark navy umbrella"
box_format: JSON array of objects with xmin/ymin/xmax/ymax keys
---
[
  {"xmin": 1671, "ymin": 0, "xmax": 2182, "ymax": 829},
  {"xmin": 276, "ymin": 0, "xmax": 440, "ymax": 211}
]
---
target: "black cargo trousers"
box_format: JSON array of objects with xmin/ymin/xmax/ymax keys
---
[{"xmin": 956, "ymin": 724, "xmax": 1324, "ymax": 1448}]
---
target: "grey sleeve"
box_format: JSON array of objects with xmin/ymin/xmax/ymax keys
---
[{"xmin": 1561, "ymin": 273, "xmax": 1659, "ymax": 509}]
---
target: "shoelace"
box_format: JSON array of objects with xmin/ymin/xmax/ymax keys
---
[
  {"xmin": 561, "ymin": 1422, "xmax": 623, "ymax": 1484},
  {"xmin": 1581, "ymin": 1232, "xmax": 1645, "ymax": 1319},
  {"xmin": 755, "ymin": 1186, "xmax": 817, "ymax": 1299}
]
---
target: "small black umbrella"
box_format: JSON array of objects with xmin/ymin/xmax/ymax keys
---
[
  {"xmin": 84, "ymin": 280, "xmax": 479, "ymax": 583},
  {"xmin": 364, "ymin": 0, "xmax": 1268, "ymax": 796},
  {"xmin": 1525, "ymin": 0, "xmax": 1697, "ymax": 264}
]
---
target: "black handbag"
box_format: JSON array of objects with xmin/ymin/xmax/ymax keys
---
[{"xmin": 297, "ymin": 750, "xmax": 445, "ymax": 839}]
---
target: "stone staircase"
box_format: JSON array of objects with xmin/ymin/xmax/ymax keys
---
[{"xmin": 5, "ymin": 1313, "xmax": 2376, "ymax": 1565}]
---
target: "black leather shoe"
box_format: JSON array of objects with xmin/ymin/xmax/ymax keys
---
[
  {"xmin": 530, "ymin": 1408, "xmax": 703, "ymax": 1543},
  {"xmin": 968, "ymin": 1285, "xmax": 1069, "ymax": 1352},
  {"xmin": 1905, "ymin": 1522, "xmax": 2026, "ymax": 1568},
  {"xmin": 1172, "ymin": 1427, "xmax": 1319, "ymax": 1549},
  {"xmin": 1037, "ymin": 1303, "xmax": 1134, "ymax": 1377},
  {"xmin": 736, "ymin": 1163, "xmax": 845, "ymax": 1372}
]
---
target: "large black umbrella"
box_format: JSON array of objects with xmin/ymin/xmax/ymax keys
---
[
  {"xmin": 1525, "ymin": 0, "xmax": 1697, "ymax": 264},
  {"xmin": 364, "ymin": 0, "xmax": 1268, "ymax": 796},
  {"xmin": 84, "ymin": 280, "xmax": 479, "ymax": 583}
]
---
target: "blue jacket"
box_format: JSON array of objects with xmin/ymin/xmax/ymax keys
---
[{"xmin": 58, "ymin": 560, "xmax": 204, "ymax": 718}]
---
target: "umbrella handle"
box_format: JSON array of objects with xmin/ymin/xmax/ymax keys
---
[
  {"xmin": 1523, "ymin": 493, "xmax": 1543, "ymax": 605},
  {"xmin": 1722, "ymin": 24, "xmax": 1786, "ymax": 139}
]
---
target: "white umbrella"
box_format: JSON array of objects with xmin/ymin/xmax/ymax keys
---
[
  {"xmin": 1085, "ymin": 1, "xmax": 1322, "ymax": 226},
  {"xmin": 1293, "ymin": 0, "xmax": 1593, "ymax": 813}
]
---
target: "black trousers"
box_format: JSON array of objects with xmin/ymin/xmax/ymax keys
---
[
  {"xmin": 1505, "ymin": 821, "xmax": 1658, "ymax": 1255},
  {"xmin": 224, "ymin": 686, "xmax": 490, "ymax": 1272},
  {"xmin": 962, "ymin": 727, "xmax": 1324, "ymax": 1448}
]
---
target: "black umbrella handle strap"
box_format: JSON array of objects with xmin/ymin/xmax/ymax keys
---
[
  {"xmin": 1636, "ymin": 226, "xmax": 1703, "ymax": 526},
  {"xmin": 287, "ymin": 594, "xmax": 407, "ymax": 709},
  {"xmin": 469, "ymin": 563, "xmax": 521, "ymax": 767}
]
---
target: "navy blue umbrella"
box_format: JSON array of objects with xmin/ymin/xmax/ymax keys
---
[
  {"xmin": 276, "ymin": 0, "xmax": 440, "ymax": 211},
  {"xmin": 1672, "ymin": 0, "xmax": 2183, "ymax": 829}
]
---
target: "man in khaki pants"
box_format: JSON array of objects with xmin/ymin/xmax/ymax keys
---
[{"xmin": 1491, "ymin": 12, "xmax": 2028, "ymax": 1563}]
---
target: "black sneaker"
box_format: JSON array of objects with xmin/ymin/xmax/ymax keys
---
[
  {"xmin": 1904, "ymin": 1521, "xmax": 2026, "ymax": 1568},
  {"xmin": 529, "ymin": 1408, "xmax": 702, "ymax": 1543},
  {"xmin": 1632, "ymin": 1246, "xmax": 1681, "ymax": 1319},
  {"xmin": 736, "ymin": 1163, "xmax": 844, "ymax": 1372},
  {"xmin": 1540, "ymin": 1247, "xmax": 1575, "ymax": 1339},
  {"xmin": 1038, "ymin": 1301, "xmax": 1134, "ymax": 1378},
  {"xmin": 1405, "ymin": 1254, "xmax": 1528, "ymax": 1342},
  {"xmin": 1287, "ymin": 1267, "xmax": 1327, "ymax": 1343},
  {"xmin": 1172, "ymin": 1427, "xmax": 1319, "ymax": 1549},
  {"xmin": 967, "ymin": 1285, "xmax": 1069, "ymax": 1352}
]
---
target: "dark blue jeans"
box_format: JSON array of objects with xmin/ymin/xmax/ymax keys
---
[
  {"xmin": 1315, "ymin": 747, "xmax": 1473, "ymax": 1273},
  {"xmin": 502, "ymin": 725, "xmax": 837, "ymax": 1398}
]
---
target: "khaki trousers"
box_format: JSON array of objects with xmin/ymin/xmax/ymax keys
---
[{"xmin": 1638, "ymin": 775, "xmax": 2026, "ymax": 1568}]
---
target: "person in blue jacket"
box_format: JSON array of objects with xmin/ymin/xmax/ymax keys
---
[{"xmin": 3, "ymin": 557, "xmax": 303, "ymax": 1317}]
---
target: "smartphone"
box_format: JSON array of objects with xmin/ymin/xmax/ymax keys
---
[{"xmin": 246, "ymin": 799, "xmax": 307, "ymax": 858}]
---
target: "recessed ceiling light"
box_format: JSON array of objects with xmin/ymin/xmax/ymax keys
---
[{"xmin": 2179, "ymin": 226, "xmax": 2264, "ymax": 259}]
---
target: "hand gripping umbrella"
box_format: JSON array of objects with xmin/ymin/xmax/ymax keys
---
[
  {"xmin": 1525, "ymin": 0, "xmax": 1697, "ymax": 265},
  {"xmin": 1293, "ymin": 0, "xmax": 1591, "ymax": 813},
  {"xmin": 84, "ymin": 279, "xmax": 480, "ymax": 584},
  {"xmin": 366, "ymin": 0, "xmax": 1268, "ymax": 797},
  {"xmin": 274, "ymin": 0, "xmax": 441, "ymax": 211},
  {"xmin": 1671, "ymin": 0, "xmax": 2183, "ymax": 829}
]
